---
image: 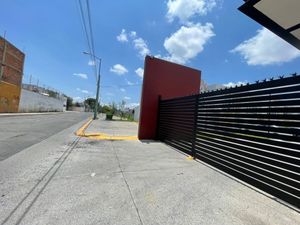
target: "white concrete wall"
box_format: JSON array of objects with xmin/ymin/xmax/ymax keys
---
[
  {"xmin": 69, "ymin": 106, "xmax": 85, "ymax": 112},
  {"xmin": 133, "ymin": 105, "xmax": 140, "ymax": 121},
  {"xmin": 19, "ymin": 89, "xmax": 64, "ymax": 112}
]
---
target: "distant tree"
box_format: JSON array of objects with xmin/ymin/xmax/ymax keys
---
[
  {"xmin": 111, "ymin": 102, "xmax": 117, "ymax": 115},
  {"xmin": 85, "ymin": 98, "xmax": 96, "ymax": 110},
  {"xmin": 84, "ymin": 98, "xmax": 100, "ymax": 112},
  {"xmin": 119, "ymin": 100, "xmax": 126, "ymax": 119},
  {"xmin": 101, "ymin": 105, "xmax": 111, "ymax": 114},
  {"xmin": 66, "ymin": 97, "xmax": 73, "ymax": 110},
  {"xmin": 48, "ymin": 90, "xmax": 58, "ymax": 98},
  {"xmin": 75, "ymin": 102, "xmax": 81, "ymax": 107}
]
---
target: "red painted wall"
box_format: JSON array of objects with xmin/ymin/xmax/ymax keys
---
[{"xmin": 138, "ymin": 56, "xmax": 201, "ymax": 139}]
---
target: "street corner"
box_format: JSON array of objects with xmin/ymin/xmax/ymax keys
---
[{"xmin": 75, "ymin": 116, "xmax": 138, "ymax": 141}]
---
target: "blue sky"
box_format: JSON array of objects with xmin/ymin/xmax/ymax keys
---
[{"xmin": 1, "ymin": 0, "xmax": 299, "ymax": 106}]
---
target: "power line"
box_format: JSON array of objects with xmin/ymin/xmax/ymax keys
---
[
  {"xmin": 77, "ymin": 0, "xmax": 97, "ymax": 80},
  {"xmin": 85, "ymin": 0, "xmax": 98, "ymax": 81},
  {"xmin": 77, "ymin": 0, "xmax": 92, "ymax": 57},
  {"xmin": 86, "ymin": 0, "xmax": 96, "ymax": 60}
]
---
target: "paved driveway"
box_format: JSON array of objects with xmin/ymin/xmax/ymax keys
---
[{"xmin": 0, "ymin": 118, "xmax": 299, "ymax": 225}]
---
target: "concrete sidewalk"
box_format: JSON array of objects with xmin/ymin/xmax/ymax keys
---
[
  {"xmin": 85, "ymin": 115, "xmax": 138, "ymax": 137},
  {"xmin": 0, "ymin": 118, "xmax": 299, "ymax": 225}
]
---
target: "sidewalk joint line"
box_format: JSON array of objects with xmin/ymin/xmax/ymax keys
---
[{"xmin": 110, "ymin": 141, "xmax": 144, "ymax": 225}]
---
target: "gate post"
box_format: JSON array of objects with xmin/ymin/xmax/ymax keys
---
[
  {"xmin": 156, "ymin": 95, "xmax": 161, "ymax": 140},
  {"xmin": 191, "ymin": 94, "xmax": 199, "ymax": 159}
]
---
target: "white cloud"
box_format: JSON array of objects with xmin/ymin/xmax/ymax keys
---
[
  {"xmin": 164, "ymin": 23, "xmax": 215, "ymax": 64},
  {"xmin": 118, "ymin": 29, "xmax": 150, "ymax": 59},
  {"xmin": 124, "ymin": 96, "xmax": 131, "ymax": 100},
  {"xmin": 223, "ymin": 81, "xmax": 247, "ymax": 88},
  {"xmin": 88, "ymin": 60, "xmax": 96, "ymax": 66},
  {"xmin": 117, "ymin": 29, "xmax": 128, "ymax": 42},
  {"xmin": 110, "ymin": 64, "xmax": 128, "ymax": 75},
  {"xmin": 231, "ymin": 28, "xmax": 300, "ymax": 65},
  {"xmin": 135, "ymin": 68, "xmax": 144, "ymax": 78},
  {"xmin": 73, "ymin": 73, "xmax": 88, "ymax": 79},
  {"xmin": 120, "ymin": 88, "xmax": 126, "ymax": 92},
  {"xmin": 133, "ymin": 37, "xmax": 150, "ymax": 58},
  {"xmin": 76, "ymin": 88, "xmax": 90, "ymax": 94},
  {"xmin": 166, "ymin": 0, "xmax": 217, "ymax": 23},
  {"xmin": 73, "ymin": 96, "xmax": 83, "ymax": 102},
  {"xmin": 126, "ymin": 102, "xmax": 139, "ymax": 109},
  {"xmin": 125, "ymin": 78, "xmax": 135, "ymax": 86},
  {"xmin": 106, "ymin": 92, "xmax": 114, "ymax": 96},
  {"xmin": 130, "ymin": 31, "xmax": 137, "ymax": 38}
]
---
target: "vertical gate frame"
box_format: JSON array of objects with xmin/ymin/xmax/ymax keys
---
[{"xmin": 191, "ymin": 94, "xmax": 199, "ymax": 159}]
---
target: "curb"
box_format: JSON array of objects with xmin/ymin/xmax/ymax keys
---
[
  {"xmin": 75, "ymin": 118, "xmax": 93, "ymax": 136},
  {"xmin": 0, "ymin": 112, "xmax": 64, "ymax": 117},
  {"xmin": 75, "ymin": 118, "xmax": 138, "ymax": 141}
]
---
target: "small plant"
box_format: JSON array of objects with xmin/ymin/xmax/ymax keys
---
[{"xmin": 106, "ymin": 112, "xmax": 113, "ymax": 120}]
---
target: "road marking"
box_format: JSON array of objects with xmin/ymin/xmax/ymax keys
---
[
  {"xmin": 87, "ymin": 135, "xmax": 138, "ymax": 141},
  {"xmin": 75, "ymin": 118, "xmax": 93, "ymax": 136},
  {"xmin": 75, "ymin": 119, "xmax": 138, "ymax": 141}
]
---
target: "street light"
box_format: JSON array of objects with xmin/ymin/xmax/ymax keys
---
[{"xmin": 83, "ymin": 51, "xmax": 101, "ymax": 120}]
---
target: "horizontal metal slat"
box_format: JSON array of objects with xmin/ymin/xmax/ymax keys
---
[
  {"xmin": 194, "ymin": 151, "xmax": 300, "ymax": 208},
  {"xmin": 159, "ymin": 117, "xmax": 194, "ymax": 126},
  {"xmin": 196, "ymin": 127, "xmax": 300, "ymax": 156},
  {"xmin": 159, "ymin": 110, "xmax": 195, "ymax": 116},
  {"xmin": 199, "ymin": 76, "xmax": 300, "ymax": 98},
  {"xmin": 161, "ymin": 95, "xmax": 197, "ymax": 103},
  {"xmin": 160, "ymin": 103, "xmax": 196, "ymax": 110},
  {"xmin": 199, "ymin": 99, "xmax": 300, "ymax": 109},
  {"xmin": 195, "ymin": 145, "xmax": 300, "ymax": 196},
  {"xmin": 200, "ymin": 84, "xmax": 300, "ymax": 102},
  {"xmin": 159, "ymin": 127, "xmax": 194, "ymax": 140},
  {"xmin": 197, "ymin": 117, "xmax": 300, "ymax": 135},
  {"xmin": 198, "ymin": 107, "xmax": 300, "ymax": 113},
  {"xmin": 198, "ymin": 115, "xmax": 300, "ymax": 127},
  {"xmin": 197, "ymin": 113, "xmax": 300, "ymax": 121},
  {"xmin": 196, "ymin": 130, "xmax": 300, "ymax": 162},
  {"xmin": 198, "ymin": 91, "xmax": 300, "ymax": 106},
  {"xmin": 159, "ymin": 120, "xmax": 194, "ymax": 131},
  {"xmin": 159, "ymin": 115, "xmax": 194, "ymax": 123},
  {"xmin": 196, "ymin": 122, "xmax": 300, "ymax": 142},
  {"xmin": 163, "ymin": 139, "xmax": 192, "ymax": 154},
  {"xmin": 161, "ymin": 99, "xmax": 195, "ymax": 107},
  {"xmin": 196, "ymin": 136, "xmax": 300, "ymax": 178}
]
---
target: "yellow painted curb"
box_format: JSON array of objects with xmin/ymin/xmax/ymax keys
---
[
  {"xmin": 75, "ymin": 118, "xmax": 93, "ymax": 136},
  {"xmin": 87, "ymin": 135, "xmax": 138, "ymax": 141},
  {"xmin": 186, "ymin": 156, "xmax": 194, "ymax": 160},
  {"xmin": 75, "ymin": 118, "xmax": 138, "ymax": 141}
]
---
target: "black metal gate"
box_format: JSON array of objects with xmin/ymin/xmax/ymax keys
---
[{"xmin": 158, "ymin": 75, "xmax": 300, "ymax": 208}]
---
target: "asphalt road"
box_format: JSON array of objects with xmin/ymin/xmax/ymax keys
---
[{"xmin": 0, "ymin": 112, "xmax": 90, "ymax": 161}]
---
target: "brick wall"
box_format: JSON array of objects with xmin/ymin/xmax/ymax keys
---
[
  {"xmin": 0, "ymin": 37, "xmax": 25, "ymax": 86},
  {"xmin": 0, "ymin": 37, "xmax": 25, "ymax": 112}
]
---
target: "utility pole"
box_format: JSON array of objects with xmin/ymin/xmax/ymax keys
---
[
  {"xmin": 94, "ymin": 59, "xmax": 101, "ymax": 119},
  {"xmin": 83, "ymin": 51, "xmax": 101, "ymax": 120}
]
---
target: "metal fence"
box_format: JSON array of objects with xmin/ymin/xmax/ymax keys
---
[
  {"xmin": 21, "ymin": 75, "xmax": 66, "ymax": 101},
  {"xmin": 158, "ymin": 74, "xmax": 300, "ymax": 208}
]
